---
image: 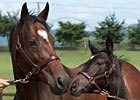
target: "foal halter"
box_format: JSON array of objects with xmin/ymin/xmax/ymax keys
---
[
  {"xmin": 9, "ymin": 35, "xmax": 59, "ymax": 84},
  {"xmin": 78, "ymin": 57, "xmax": 126, "ymax": 100},
  {"xmin": 78, "ymin": 63, "xmax": 115, "ymax": 93}
]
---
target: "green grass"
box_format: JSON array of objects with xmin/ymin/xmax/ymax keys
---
[
  {"xmin": 56, "ymin": 50, "xmax": 90, "ymax": 68},
  {"xmin": 57, "ymin": 49, "xmax": 140, "ymax": 69},
  {"xmin": 114, "ymin": 50, "xmax": 140, "ymax": 69},
  {"xmin": 0, "ymin": 52, "xmax": 15, "ymax": 100},
  {"xmin": 0, "ymin": 50, "xmax": 140, "ymax": 100},
  {"xmin": 0, "ymin": 52, "xmax": 13, "ymax": 79}
]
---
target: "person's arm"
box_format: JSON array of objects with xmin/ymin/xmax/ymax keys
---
[{"xmin": 0, "ymin": 78, "xmax": 9, "ymax": 91}]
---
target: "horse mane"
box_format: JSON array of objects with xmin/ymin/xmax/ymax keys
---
[{"xmin": 8, "ymin": 25, "xmax": 16, "ymax": 52}]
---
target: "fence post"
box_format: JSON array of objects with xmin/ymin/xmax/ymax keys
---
[{"xmin": 0, "ymin": 92, "xmax": 2, "ymax": 100}]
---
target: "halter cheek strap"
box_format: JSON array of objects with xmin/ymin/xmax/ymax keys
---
[
  {"xmin": 8, "ymin": 55, "xmax": 59, "ymax": 84},
  {"xmin": 8, "ymin": 35, "xmax": 59, "ymax": 84}
]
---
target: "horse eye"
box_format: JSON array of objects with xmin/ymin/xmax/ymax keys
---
[
  {"xmin": 96, "ymin": 62, "xmax": 102, "ymax": 66},
  {"xmin": 29, "ymin": 39, "xmax": 38, "ymax": 47}
]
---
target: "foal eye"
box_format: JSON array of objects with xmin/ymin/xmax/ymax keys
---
[
  {"xmin": 96, "ymin": 62, "xmax": 102, "ymax": 66},
  {"xmin": 29, "ymin": 39, "xmax": 38, "ymax": 47}
]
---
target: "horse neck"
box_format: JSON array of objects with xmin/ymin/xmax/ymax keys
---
[
  {"xmin": 107, "ymin": 60, "xmax": 128, "ymax": 100},
  {"xmin": 14, "ymin": 81, "xmax": 63, "ymax": 100},
  {"xmin": 63, "ymin": 63, "xmax": 84, "ymax": 79},
  {"xmin": 12, "ymin": 64, "xmax": 61, "ymax": 100},
  {"xmin": 121, "ymin": 61, "xmax": 140, "ymax": 100}
]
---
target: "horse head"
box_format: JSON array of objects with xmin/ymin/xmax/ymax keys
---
[
  {"xmin": 9, "ymin": 2, "xmax": 70, "ymax": 95},
  {"xmin": 70, "ymin": 36, "xmax": 117, "ymax": 97}
]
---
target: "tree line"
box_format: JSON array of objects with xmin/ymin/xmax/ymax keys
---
[
  {"xmin": 0, "ymin": 11, "xmax": 18, "ymax": 37},
  {"xmin": 0, "ymin": 11, "xmax": 140, "ymax": 49}
]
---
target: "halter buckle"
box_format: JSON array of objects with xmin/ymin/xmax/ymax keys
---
[
  {"xmin": 89, "ymin": 77, "xmax": 95, "ymax": 85},
  {"xmin": 16, "ymin": 43, "xmax": 21, "ymax": 50},
  {"xmin": 20, "ymin": 78, "xmax": 29, "ymax": 83},
  {"xmin": 105, "ymin": 71, "xmax": 110, "ymax": 77}
]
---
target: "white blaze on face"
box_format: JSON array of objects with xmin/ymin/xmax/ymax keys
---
[
  {"xmin": 90, "ymin": 55, "xmax": 95, "ymax": 60},
  {"xmin": 37, "ymin": 29, "xmax": 49, "ymax": 42}
]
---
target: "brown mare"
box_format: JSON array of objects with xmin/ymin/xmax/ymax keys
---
[
  {"xmin": 9, "ymin": 2, "xmax": 106, "ymax": 100},
  {"xmin": 70, "ymin": 37, "xmax": 140, "ymax": 100},
  {"xmin": 9, "ymin": 2, "xmax": 70, "ymax": 100}
]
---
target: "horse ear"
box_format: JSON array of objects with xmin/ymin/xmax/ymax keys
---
[
  {"xmin": 106, "ymin": 36, "xmax": 113, "ymax": 55},
  {"xmin": 20, "ymin": 2, "xmax": 29, "ymax": 22},
  {"xmin": 88, "ymin": 40, "xmax": 98, "ymax": 55},
  {"xmin": 38, "ymin": 2, "xmax": 49, "ymax": 20}
]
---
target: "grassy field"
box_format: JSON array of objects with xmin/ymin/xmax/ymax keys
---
[
  {"xmin": 0, "ymin": 49, "xmax": 140, "ymax": 99},
  {"xmin": 57, "ymin": 49, "xmax": 140, "ymax": 69}
]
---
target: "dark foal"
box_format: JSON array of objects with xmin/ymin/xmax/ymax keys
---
[{"xmin": 70, "ymin": 37, "xmax": 140, "ymax": 100}]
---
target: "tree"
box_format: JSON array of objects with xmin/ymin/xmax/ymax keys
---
[
  {"xmin": 94, "ymin": 13, "xmax": 125, "ymax": 43},
  {"xmin": 128, "ymin": 20, "xmax": 140, "ymax": 45},
  {"xmin": 55, "ymin": 21, "xmax": 88, "ymax": 47},
  {"xmin": 0, "ymin": 11, "xmax": 19, "ymax": 38}
]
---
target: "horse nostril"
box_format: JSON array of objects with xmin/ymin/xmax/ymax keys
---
[
  {"xmin": 57, "ymin": 77, "xmax": 64, "ymax": 89},
  {"xmin": 71, "ymin": 83, "xmax": 77, "ymax": 92},
  {"xmin": 56, "ymin": 75, "xmax": 70, "ymax": 93}
]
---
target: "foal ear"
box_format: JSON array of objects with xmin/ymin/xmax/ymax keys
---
[
  {"xmin": 106, "ymin": 36, "xmax": 113, "ymax": 55},
  {"xmin": 38, "ymin": 2, "xmax": 49, "ymax": 20},
  {"xmin": 88, "ymin": 40, "xmax": 98, "ymax": 55},
  {"xmin": 20, "ymin": 2, "xmax": 29, "ymax": 22}
]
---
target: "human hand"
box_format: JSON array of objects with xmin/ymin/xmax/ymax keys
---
[{"xmin": 0, "ymin": 78, "xmax": 9, "ymax": 92}]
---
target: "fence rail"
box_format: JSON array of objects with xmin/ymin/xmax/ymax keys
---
[
  {"xmin": 0, "ymin": 92, "xmax": 15, "ymax": 100},
  {"xmin": 0, "ymin": 93, "xmax": 2, "ymax": 100},
  {"xmin": 0, "ymin": 84, "xmax": 15, "ymax": 100}
]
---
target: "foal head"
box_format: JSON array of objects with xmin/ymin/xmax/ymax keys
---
[
  {"xmin": 70, "ymin": 37, "xmax": 116, "ymax": 96},
  {"xmin": 9, "ymin": 2, "xmax": 70, "ymax": 95}
]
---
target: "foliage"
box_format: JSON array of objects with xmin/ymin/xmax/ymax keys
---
[
  {"xmin": 55, "ymin": 21, "xmax": 88, "ymax": 47},
  {"xmin": 128, "ymin": 20, "xmax": 140, "ymax": 45},
  {"xmin": 93, "ymin": 13, "xmax": 125, "ymax": 43},
  {"xmin": 0, "ymin": 11, "xmax": 19, "ymax": 37}
]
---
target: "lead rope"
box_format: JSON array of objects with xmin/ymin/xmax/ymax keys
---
[
  {"xmin": 99, "ymin": 87, "xmax": 126, "ymax": 100},
  {"xmin": 8, "ymin": 78, "xmax": 29, "ymax": 85},
  {"xmin": 7, "ymin": 72, "xmax": 32, "ymax": 85}
]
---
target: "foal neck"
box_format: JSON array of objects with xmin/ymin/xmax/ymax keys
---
[{"xmin": 107, "ymin": 60, "xmax": 128, "ymax": 100}]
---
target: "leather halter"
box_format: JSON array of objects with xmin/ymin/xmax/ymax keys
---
[
  {"xmin": 9, "ymin": 34, "xmax": 59, "ymax": 84},
  {"xmin": 78, "ymin": 63, "xmax": 115, "ymax": 92},
  {"xmin": 78, "ymin": 56, "xmax": 126, "ymax": 100}
]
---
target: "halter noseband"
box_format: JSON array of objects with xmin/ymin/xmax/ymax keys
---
[
  {"xmin": 9, "ymin": 35, "xmax": 59, "ymax": 84},
  {"xmin": 78, "ymin": 63, "xmax": 115, "ymax": 92}
]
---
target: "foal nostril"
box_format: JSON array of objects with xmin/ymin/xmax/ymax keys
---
[{"xmin": 71, "ymin": 83, "xmax": 77, "ymax": 92}]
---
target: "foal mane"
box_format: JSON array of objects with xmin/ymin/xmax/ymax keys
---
[{"xmin": 107, "ymin": 54, "xmax": 128, "ymax": 99}]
